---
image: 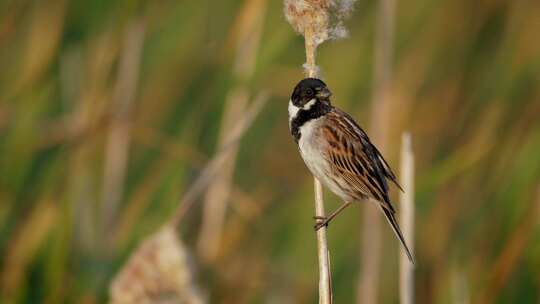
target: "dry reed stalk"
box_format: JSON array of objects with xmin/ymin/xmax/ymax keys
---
[
  {"xmin": 101, "ymin": 20, "xmax": 145, "ymax": 252},
  {"xmin": 284, "ymin": 1, "xmax": 357, "ymax": 302},
  {"xmin": 169, "ymin": 92, "xmax": 268, "ymax": 227},
  {"xmin": 284, "ymin": 1, "xmax": 331, "ymax": 302},
  {"xmin": 197, "ymin": 87, "xmax": 247, "ymax": 261},
  {"xmin": 358, "ymin": 208, "xmax": 382, "ymax": 304},
  {"xmin": 64, "ymin": 32, "xmax": 117, "ymax": 251},
  {"xmin": 307, "ymin": 35, "xmax": 333, "ymax": 303},
  {"xmin": 62, "ymin": 50, "xmax": 95, "ymax": 251},
  {"xmin": 399, "ymin": 133, "xmax": 415, "ymax": 304},
  {"xmin": 451, "ymin": 267, "xmax": 470, "ymax": 304},
  {"xmin": 358, "ymin": 0, "xmax": 395, "ymax": 302},
  {"xmin": 197, "ymin": 0, "xmax": 266, "ymax": 263},
  {"xmin": 314, "ymin": 177, "xmax": 332, "ymax": 304},
  {"xmin": 14, "ymin": 0, "xmax": 66, "ymax": 95},
  {"xmin": 1, "ymin": 200, "xmax": 57, "ymax": 301}
]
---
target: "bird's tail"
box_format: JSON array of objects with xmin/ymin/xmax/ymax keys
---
[{"xmin": 379, "ymin": 205, "xmax": 415, "ymax": 265}]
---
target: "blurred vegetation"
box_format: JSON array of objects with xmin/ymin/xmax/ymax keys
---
[{"xmin": 1, "ymin": 0, "xmax": 540, "ymax": 303}]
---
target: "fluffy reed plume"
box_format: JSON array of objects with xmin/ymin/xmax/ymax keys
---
[
  {"xmin": 110, "ymin": 226, "xmax": 205, "ymax": 304},
  {"xmin": 284, "ymin": 1, "xmax": 356, "ymax": 303},
  {"xmin": 399, "ymin": 133, "xmax": 415, "ymax": 304},
  {"xmin": 284, "ymin": 0, "xmax": 357, "ymax": 76}
]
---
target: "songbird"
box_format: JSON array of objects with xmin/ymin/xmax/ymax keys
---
[{"xmin": 288, "ymin": 78, "xmax": 414, "ymax": 263}]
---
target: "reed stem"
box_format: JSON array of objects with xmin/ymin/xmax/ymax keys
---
[
  {"xmin": 399, "ymin": 132, "xmax": 415, "ymax": 304},
  {"xmin": 304, "ymin": 22, "xmax": 332, "ymax": 304}
]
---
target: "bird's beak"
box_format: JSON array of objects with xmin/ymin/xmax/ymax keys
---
[{"xmin": 317, "ymin": 87, "xmax": 332, "ymax": 99}]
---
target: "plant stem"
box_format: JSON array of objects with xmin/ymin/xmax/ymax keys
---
[
  {"xmin": 101, "ymin": 20, "xmax": 145, "ymax": 253},
  {"xmin": 304, "ymin": 22, "xmax": 332, "ymax": 304},
  {"xmin": 400, "ymin": 132, "xmax": 415, "ymax": 304},
  {"xmin": 304, "ymin": 25, "xmax": 317, "ymax": 78},
  {"xmin": 168, "ymin": 93, "xmax": 267, "ymax": 228}
]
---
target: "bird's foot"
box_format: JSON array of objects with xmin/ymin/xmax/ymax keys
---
[{"xmin": 313, "ymin": 216, "xmax": 329, "ymax": 231}]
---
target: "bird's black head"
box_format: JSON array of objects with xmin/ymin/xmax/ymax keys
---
[{"xmin": 291, "ymin": 78, "xmax": 332, "ymax": 107}]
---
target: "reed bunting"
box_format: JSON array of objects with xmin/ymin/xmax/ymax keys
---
[{"xmin": 289, "ymin": 78, "xmax": 414, "ymax": 263}]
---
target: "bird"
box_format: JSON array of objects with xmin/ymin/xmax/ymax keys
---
[{"xmin": 288, "ymin": 77, "xmax": 414, "ymax": 263}]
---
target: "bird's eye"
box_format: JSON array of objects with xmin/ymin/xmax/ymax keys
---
[{"xmin": 306, "ymin": 89, "xmax": 313, "ymax": 96}]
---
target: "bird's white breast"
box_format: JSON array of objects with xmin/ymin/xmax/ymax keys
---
[
  {"xmin": 297, "ymin": 118, "xmax": 331, "ymax": 184},
  {"xmin": 298, "ymin": 120, "xmax": 322, "ymax": 165}
]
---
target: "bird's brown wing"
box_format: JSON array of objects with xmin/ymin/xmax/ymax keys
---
[
  {"xmin": 323, "ymin": 108, "xmax": 415, "ymax": 263},
  {"xmin": 322, "ymin": 109, "xmax": 399, "ymax": 213},
  {"xmin": 322, "ymin": 108, "xmax": 414, "ymax": 264}
]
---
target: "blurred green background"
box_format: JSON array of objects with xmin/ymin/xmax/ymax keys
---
[{"xmin": 1, "ymin": 0, "xmax": 540, "ymax": 303}]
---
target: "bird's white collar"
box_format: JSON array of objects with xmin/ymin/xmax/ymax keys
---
[{"xmin": 288, "ymin": 98, "xmax": 317, "ymax": 121}]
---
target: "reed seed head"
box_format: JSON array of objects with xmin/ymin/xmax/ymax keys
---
[{"xmin": 284, "ymin": 0, "xmax": 358, "ymax": 46}]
